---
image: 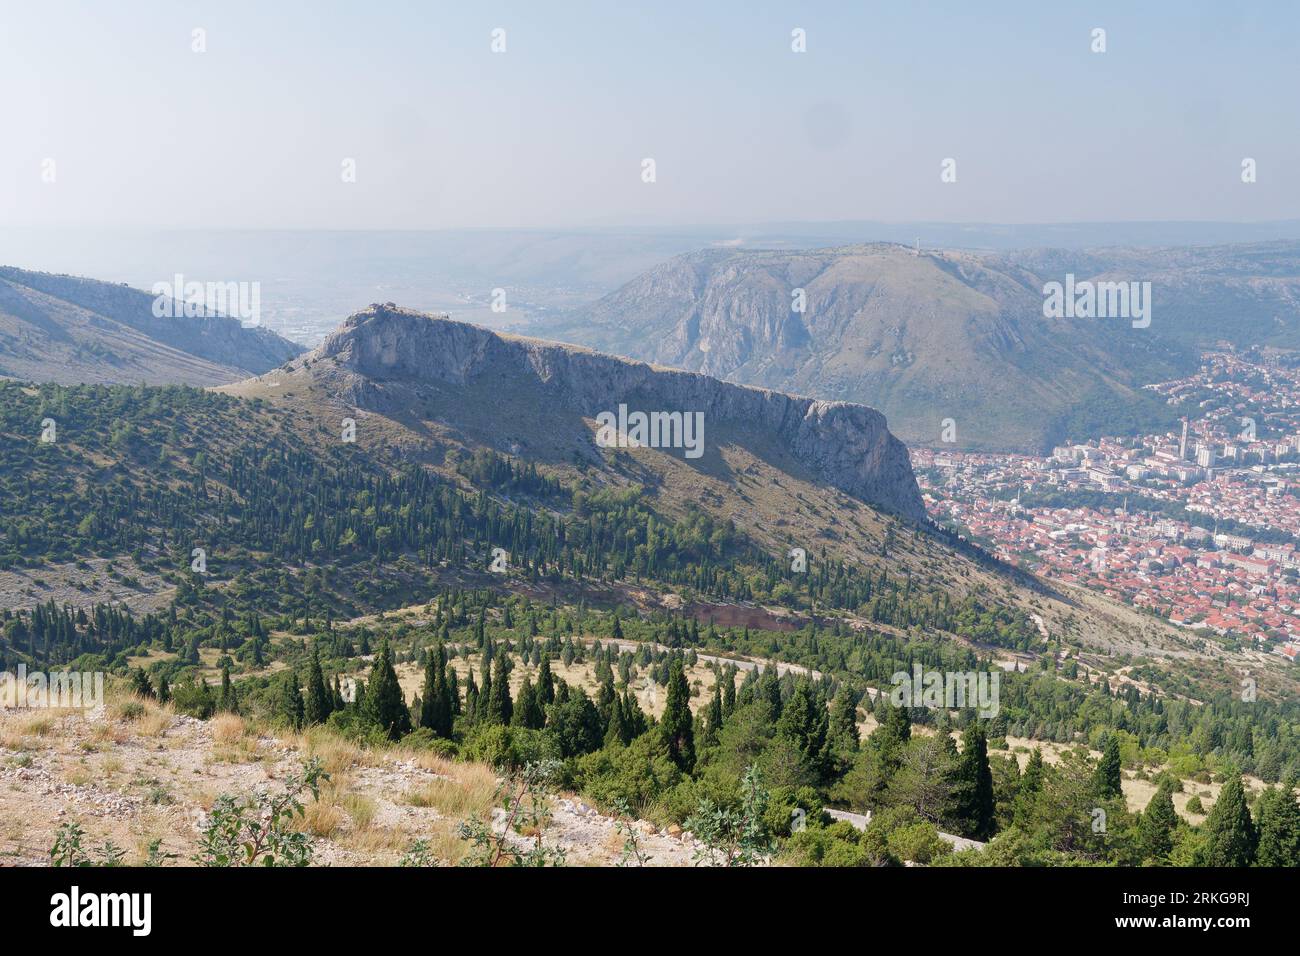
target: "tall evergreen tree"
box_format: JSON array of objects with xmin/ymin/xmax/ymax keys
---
[
  {"xmin": 661, "ymin": 661, "xmax": 695, "ymax": 772},
  {"xmin": 775, "ymin": 679, "xmax": 831, "ymax": 781},
  {"xmin": 304, "ymin": 641, "xmax": 332, "ymax": 725},
  {"xmin": 513, "ymin": 676, "xmax": 545, "ymax": 730},
  {"xmin": 217, "ymin": 665, "xmax": 238, "ymax": 714},
  {"xmin": 953, "ymin": 723, "xmax": 996, "ymax": 840},
  {"xmin": 363, "ymin": 639, "xmax": 411, "ymax": 740},
  {"xmin": 703, "ymin": 680, "xmax": 724, "ymax": 747},
  {"xmin": 1137, "ymin": 779, "xmax": 1177, "ymax": 863},
  {"xmin": 1094, "ymin": 735, "xmax": 1123, "ymax": 799},
  {"xmin": 1197, "ymin": 775, "xmax": 1257, "ymax": 867},
  {"xmin": 278, "ymin": 670, "xmax": 305, "ymax": 730},
  {"xmin": 1254, "ymin": 785, "xmax": 1300, "ymax": 866},
  {"xmin": 485, "ymin": 651, "xmax": 513, "ymax": 725},
  {"xmin": 419, "ymin": 641, "xmax": 453, "ymax": 737},
  {"xmin": 536, "ymin": 653, "xmax": 555, "ymax": 706}
]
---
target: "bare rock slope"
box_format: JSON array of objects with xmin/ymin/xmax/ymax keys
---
[{"xmin": 281, "ymin": 304, "xmax": 927, "ymax": 522}]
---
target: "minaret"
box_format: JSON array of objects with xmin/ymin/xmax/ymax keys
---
[{"xmin": 1179, "ymin": 418, "xmax": 1189, "ymax": 460}]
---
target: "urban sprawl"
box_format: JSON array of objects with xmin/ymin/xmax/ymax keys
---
[{"xmin": 915, "ymin": 351, "xmax": 1300, "ymax": 664}]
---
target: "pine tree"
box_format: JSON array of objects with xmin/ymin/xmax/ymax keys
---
[
  {"xmin": 363, "ymin": 639, "xmax": 411, "ymax": 740},
  {"xmin": 156, "ymin": 674, "xmax": 171, "ymax": 705},
  {"xmin": 1095, "ymin": 735, "xmax": 1122, "ymax": 799},
  {"xmin": 1254, "ymin": 785, "xmax": 1300, "ymax": 866},
  {"xmin": 1137, "ymin": 779, "xmax": 1177, "ymax": 862},
  {"xmin": 661, "ymin": 661, "xmax": 695, "ymax": 772},
  {"xmin": 1197, "ymin": 775, "xmax": 1257, "ymax": 867},
  {"xmin": 304, "ymin": 641, "xmax": 332, "ymax": 725}
]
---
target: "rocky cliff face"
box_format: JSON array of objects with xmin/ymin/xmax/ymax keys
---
[
  {"xmin": 0, "ymin": 267, "xmax": 303, "ymax": 382},
  {"xmin": 294, "ymin": 304, "xmax": 927, "ymax": 522}
]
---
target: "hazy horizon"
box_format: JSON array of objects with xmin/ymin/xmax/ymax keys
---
[{"xmin": 4, "ymin": 0, "xmax": 1297, "ymax": 230}]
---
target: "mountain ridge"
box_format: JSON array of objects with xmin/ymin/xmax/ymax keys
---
[
  {"xmin": 241, "ymin": 304, "xmax": 928, "ymax": 523},
  {"xmin": 534, "ymin": 242, "xmax": 1197, "ymax": 452},
  {"xmin": 0, "ymin": 265, "xmax": 304, "ymax": 385}
]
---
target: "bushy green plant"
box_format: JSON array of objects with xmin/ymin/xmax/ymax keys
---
[{"xmin": 193, "ymin": 758, "xmax": 328, "ymax": 867}]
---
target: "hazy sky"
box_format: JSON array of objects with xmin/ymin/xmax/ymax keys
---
[{"xmin": 3, "ymin": 0, "xmax": 1297, "ymax": 230}]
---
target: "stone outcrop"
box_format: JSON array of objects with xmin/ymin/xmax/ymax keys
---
[{"xmin": 292, "ymin": 304, "xmax": 927, "ymax": 522}]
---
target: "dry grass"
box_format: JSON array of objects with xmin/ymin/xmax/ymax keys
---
[
  {"xmin": 298, "ymin": 798, "xmax": 348, "ymax": 838},
  {"xmin": 211, "ymin": 713, "xmax": 245, "ymax": 744},
  {"xmin": 17, "ymin": 714, "xmax": 55, "ymax": 737},
  {"xmin": 340, "ymin": 792, "xmax": 377, "ymax": 829},
  {"xmin": 292, "ymin": 726, "xmax": 368, "ymax": 776},
  {"xmin": 134, "ymin": 708, "xmax": 173, "ymax": 738},
  {"xmin": 403, "ymin": 768, "xmax": 498, "ymax": 818},
  {"xmin": 90, "ymin": 722, "xmax": 129, "ymax": 746},
  {"xmin": 209, "ymin": 713, "xmax": 260, "ymax": 764}
]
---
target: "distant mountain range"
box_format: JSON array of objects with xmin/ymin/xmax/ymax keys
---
[
  {"xmin": 0, "ymin": 266, "xmax": 304, "ymax": 385},
  {"xmin": 537, "ymin": 241, "xmax": 1300, "ymax": 452}
]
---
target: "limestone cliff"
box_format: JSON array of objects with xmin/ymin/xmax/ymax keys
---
[{"xmin": 288, "ymin": 304, "xmax": 927, "ymax": 522}]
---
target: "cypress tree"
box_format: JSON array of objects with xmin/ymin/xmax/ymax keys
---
[
  {"xmin": 279, "ymin": 670, "xmax": 305, "ymax": 730},
  {"xmin": 954, "ymin": 723, "xmax": 996, "ymax": 840},
  {"xmin": 661, "ymin": 661, "xmax": 695, "ymax": 772},
  {"xmin": 485, "ymin": 651, "xmax": 513, "ymax": 725},
  {"xmin": 704, "ymin": 680, "xmax": 723, "ymax": 747},
  {"xmin": 1095, "ymin": 735, "xmax": 1123, "ymax": 799},
  {"xmin": 1254, "ymin": 785, "xmax": 1300, "ymax": 866},
  {"xmin": 537, "ymin": 653, "xmax": 555, "ymax": 706},
  {"xmin": 829, "ymin": 688, "xmax": 860, "ymax": 751},
  {"xmin": 1021, "ymin": 747, "xmax": 1045, "ymax": 795},
  {"xmin": 363, "ymin": 639, "xmax": 411, "ymax": 740},
  {"xmin": 464, "ymin": 669, "xmax": 479, "ymax": 719},
  {"xmin": 775, "ymin": 679, "xmax": 831, "ymax": 780},
  {"xmin": 304, "ymin": 641, "xmax": 331, "ymax": 725},
  {"xmin": 1198, "ymin": 775, "xmax": 1257, "ymax": 866},
  {"xmin": 1138, "ymin": 779, "xmax": 1177, "ymax": 862},
  {"xmin": 514, "ymin": 676, "xmax": 545, "ymax": 729},
  {"xmin": 217, "ymin": 665, "xmax": 238, "ymax": 714},
  {"xmin": 419, "ymin": 642, "xmax": 453, "ymax": 737},
  {"xmin": 758, "ymin": 665, "xmax": 782, "ymax": 719}
]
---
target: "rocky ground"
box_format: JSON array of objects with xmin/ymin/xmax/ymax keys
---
[{"xmin": 0, "ymin": 697, "xmax": 702, "ymax": 867}]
